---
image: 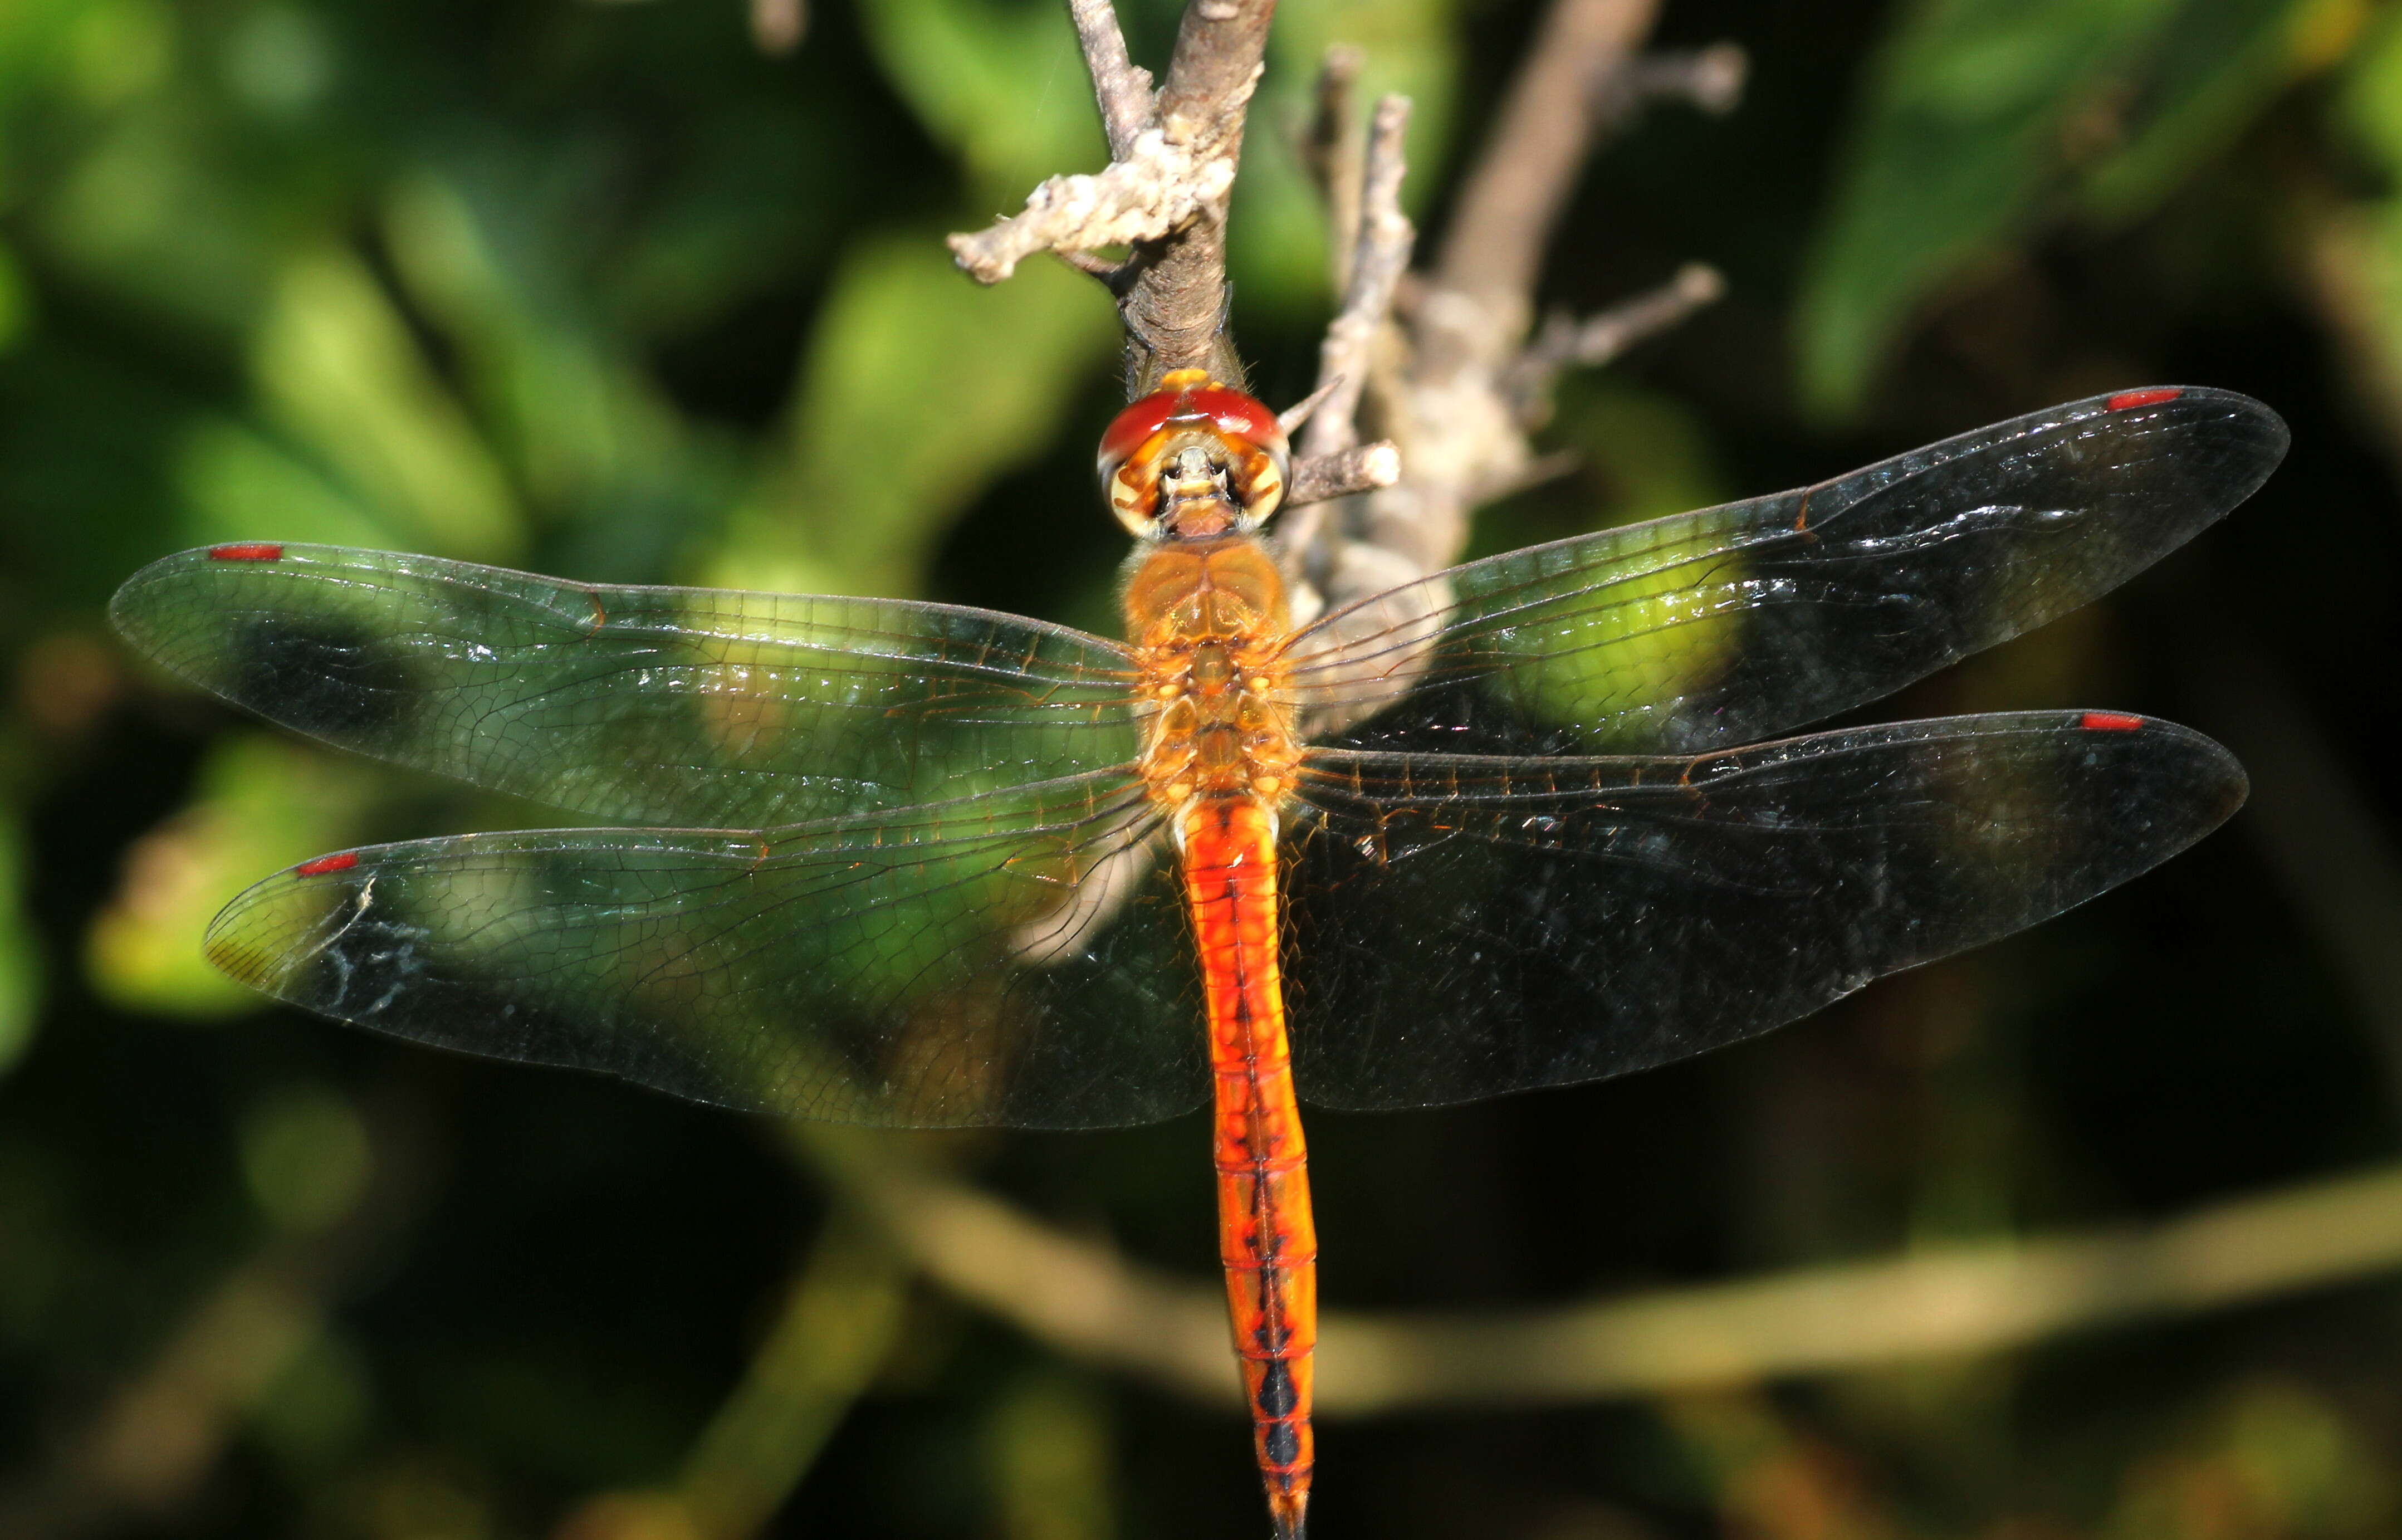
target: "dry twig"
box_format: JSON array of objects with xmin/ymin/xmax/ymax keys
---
[
  {"xmin": 1070, "ymin": 0, "xmax": 1153, "ymax": 158},
  {"xmin": 807, "ymin": 1125, "xmax": 2402, "ymax": 1414},
  {"xmin": 749, "ymin": 0, "xmax": 806, "ymax": 55},
  {"xmin": 1299, "ymin": 94, "xmax": 1415, "ymax": 463},
  {"xmin": 1510, "ymin": 260, "xmax": 1725, "ymax": 421},
  {"xmin": 950, "ymin": 0, "xmax": 1274, "ymax": 390},
  {"xmin": 1280, "ymin": 0, "xmax": 1736, "ymax": 654},
  {"xmin": 1288, "ymin": 442, "xmax": 1401, "ymax": 507}
]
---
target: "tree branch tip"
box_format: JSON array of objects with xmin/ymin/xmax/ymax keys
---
[
  {"xmin": 1674, "ymin": 261, "xmax": 1725, "ymax": 302},
  {"xmin": 749, "ymin": 0, "xmax": 806, "ymax": 55},
  {"xmin": 1279, "ymin": 375, "xmax": 1344, "ymax": 435},
  {"xmin": 1069, "ymin": 0, "xmax": 1156, "ymax": 158},
  {"xmin": 1684, "ymin": 41, "xmax": 1748, "ymax": 115},
  {"xmin": 946, "ymin": 231, "xmax": 1017, "ymax": 285},
  {"xmin": 1616, "ymin": 41, "xmax": 1749, "ymax": 120},
  {"xmin": 1288, "ymin": 442, "xmax": 1401, "ymax": 507}
]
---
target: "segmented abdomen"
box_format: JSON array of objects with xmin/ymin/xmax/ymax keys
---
[{"xmin": 1181, "ymin": 794, "xmax": 1315, "ymax": 1540}]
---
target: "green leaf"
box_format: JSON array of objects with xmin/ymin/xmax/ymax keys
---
[
  {"xmin": 383, "ymin": 174, "xmax": 663, "ymax": 507},
  {"xmin": 2317, "ymin": 9, "xmax": 2402, "ymax": 417},
  {"xmin": 38, "ymin": 102, "xmax": 270, "ymax": 333},
  {"xmin": 1796, "ymin": 0, "xmax": 2352, "ymax": 418},
  {"xmin": 712, "ymin": 236, "xmax": 1116, "ymax": 599},
  {"xmin": 2082, "ymin": 0, "xmax": 2364, "ymax": 219},
  {"xmin": 174, "ymin": 417, "xmax": 404, "ymax": 550},
  {"xmin": 251, "ymin": 248, "xmax": 526, "ymax": 563},
  {"xmin": 2335, "ymin": 2, "xmax": 2402, "ymax": 165},
  {"xmin": 84, "ymin": 734, "xmax": 379, "ymax": 1019},
  {"xmin": 0, "ymin": 241, "xmax": 28, "ymax": 354},
  {"xmin": 1800, "ymin": 0, "xmax": 2354, "ymax": 416},
  {"xmin": 0, "ymin": 813, "xmax": 38, "ymax": 1077},
  {"xmin": 856, "ymin": 0, "xmax": 1104, "ymax": 197},
  {"xmin": 1797, "ymin": 0, "xmax": 2181, "ymax": 417}
]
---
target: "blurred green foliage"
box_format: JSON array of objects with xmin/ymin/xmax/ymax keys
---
[
  {"xmin": 1796, "ymin": 0, "xmax": 2365, "ymax": 415},
  {"xmin": 7, "ymin": 1, "xmax": 2402, "ymax": 1538}
]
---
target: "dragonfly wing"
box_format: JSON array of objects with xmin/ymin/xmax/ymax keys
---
[
  {"xmin": 1282, "ymin": 712, "xmax": 2245, "ymax": 1111},
  {"xmin": 1284, "ymin": 388, "xmax": 2286, "ymax": 754},
  {"xmin": 206, "ymin": 774, "xmax": 1205, "ymax": 1128},
  {"xmin": 111, "ymin": 544, "xmax": 1141, "ymax": 826}
]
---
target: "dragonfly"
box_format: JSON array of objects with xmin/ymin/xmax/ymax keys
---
[{"xmin": 111, "ymin": 376, "xmax": 2282, "ymax": 1540}]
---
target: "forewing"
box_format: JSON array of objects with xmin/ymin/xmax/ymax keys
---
[
  {"xmin": 1283, "ymin": 712, "xmax": 2246, "ymax": 1111},
  {"xmin": 111, "ymin": 544, "xmax": 1141, "ymax": 826},
  {"xmin": 1284, "ymin": 388, "xmax": 2286, "ymax": 754},
  {"xmin": 204, "ymin": 775, "xmax": 1205, "ymax": 1129}
]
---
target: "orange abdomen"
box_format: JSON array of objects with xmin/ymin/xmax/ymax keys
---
[{"xmin": 1181, "ymin": 794, "xmax": 1315, "ymax": 1540}]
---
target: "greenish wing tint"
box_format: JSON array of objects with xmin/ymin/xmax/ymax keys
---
[
  {"xmin": 1281, "ymin": 388, "xmax": 2286, "ymax": 757},
  {"xmin": 111, "ymin": 544, "xmax": 1143, "ymax": 828},
  {"xmin": 202, "ymin": 772, "xmax": 1205, "ymax": 1129}
]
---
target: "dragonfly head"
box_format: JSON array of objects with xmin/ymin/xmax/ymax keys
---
[{"xmin": 1097, "ymin": 369, "xmax": 1289, "ymax": 541}]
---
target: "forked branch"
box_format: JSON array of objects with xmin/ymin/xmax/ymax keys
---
[
  {"xmin": 950, "ymin": 0, "xmax": 1396, "ymax": 506},
  {"xmin": 1282, "ymin": 0, "xmax": 1737, "ymax": 627},
  {"xmin": 949, "ymin": 0, "xmax": 1271, "ymax": 388}
]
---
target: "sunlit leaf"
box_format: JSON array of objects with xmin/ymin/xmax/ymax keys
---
[
  {"xmin": 383, "ymin": 172, "xmax": 698, "ymax": 523},
  {"xmin": 252, "ymin": 248, "xmax": 525, "ymax": 563},
  {"xmin": 175, "ymin": 418, "xmax": 404, "ymax": 550},
  {"xmin": 85, "ymin": 734, "xmax": 379, "ymax": 1019},
  {"xmin": 713, "ymin": 236, "xmax": 1115, "ymax": 598},
  {"xmin": 857, "ymin": 0, "xmax": 1104, "ymax": 197},
  {"xmin": 2314, "ymin": 11, "xmax": 2402, "ymax": 429}
]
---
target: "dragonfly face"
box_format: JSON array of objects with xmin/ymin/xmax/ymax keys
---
[
  {"xmin": 111, "ymin": 383, "xmax": 2285, "ymax": 1540},
  {"xmin": 1099, "ymin": 366, "xmax": 1290, "ymax": 539}
]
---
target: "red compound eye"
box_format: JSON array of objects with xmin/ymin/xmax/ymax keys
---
[
  {"xmin": 1184, "ymin": 383, "xmax": 1286, "ymax": 455},
  {"xmin": 1098, "ymin": 388, "xmax": 1185, "ymax": 477},
  {"xmin": 1096, "ymin": 370, "xmax": 1291, "ymax": 534}
]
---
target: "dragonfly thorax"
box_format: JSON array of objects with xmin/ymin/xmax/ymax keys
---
[
  {"xmin": 1123, "ymin": 535, "xmax": 1303, "ymax": 817},
  {"xmin": 1098, "ymin": 368, "xmax": 1289, "ymax": 541}
]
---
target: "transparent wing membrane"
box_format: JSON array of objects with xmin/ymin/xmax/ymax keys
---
[
  {"xmin": 204, "ymin": 775, "xmax": 1205, "ymax": 1128},
  {"xmin": 1280, "ymin": 712, "xmax": 2247, "ymax": 1110},
  {"xmin": 1284, "ymin": 389, "xmax": 2287, "ymax": 754},
  {"xmin": 111, "ymin": 391, "xmax": 2273, "ymax": 1128},
  {"xmin": 112, "ymin": 544, "xmax": 1142, "ymax": 827}
]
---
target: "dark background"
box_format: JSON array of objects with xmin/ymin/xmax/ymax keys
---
[{"xmin": 7, "ymin": 1, "xmax": 2402, "ymax": 1536}]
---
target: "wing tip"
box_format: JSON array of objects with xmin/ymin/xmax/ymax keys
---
[
  {"xmin": 2061, "ymin": 708, "xmax": 2248, "ymax": 852},
  {"xmin": 2090, "ymin": 382, "xmax": 2292, "ymax": 462}
]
